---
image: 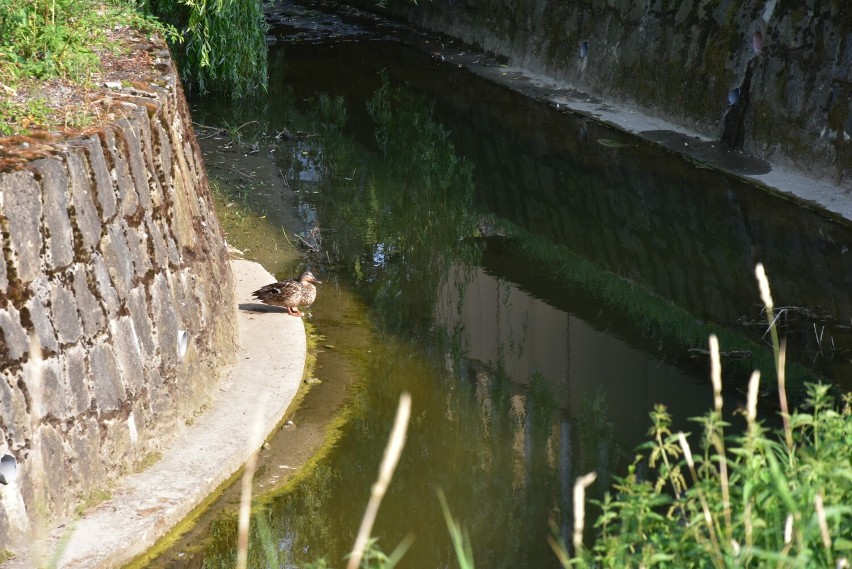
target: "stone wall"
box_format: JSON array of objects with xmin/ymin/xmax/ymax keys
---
[
  {"xmin": 0, "ymin": 44, "xmax": 237, "ymax": 548},
  {"xmin": 348, "ymin": 0, "xmax": 852, "ymax": 184}
]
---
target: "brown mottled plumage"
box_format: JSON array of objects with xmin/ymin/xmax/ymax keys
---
[{"xmin": 251, "ymin": 271, "xmax": 321, "ymax": 317}]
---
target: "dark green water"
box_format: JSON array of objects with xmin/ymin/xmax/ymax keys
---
[{"xmin": 147, "ymin": 25, "xmax": 852, "ymax": 569}]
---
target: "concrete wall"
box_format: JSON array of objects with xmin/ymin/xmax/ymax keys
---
[
  {"xmin": 349, "ymin": 0, "xmax": 852, "ymax": 184},
  {"xmin": 0, "ymin": 43, "xmax": 237, "ymax": 548}
]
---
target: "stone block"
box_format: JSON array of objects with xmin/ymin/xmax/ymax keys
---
[
  {"xmin": 103, "ymin": 128, "xmax": 140, "ymax": 218},
  {"xmin": 91, "ymin": 254, "xmax": 121, "ymax": 319},
  {"xmin": 145, "ymin": 213, "xmax": 169, "ymax": 269},
  {"xmin": 69, "ymin": 135, "xmax": 117, "ymax": 221},
  {"xmin": 136, "ymin": 107, "xmax": 164, "ymax": 209},
  {"xmin": 99, "ymin": 418, "xmax": 132, "ymax": 473},
  {"xmin": 0, "ymin": 170, "xmax": 43, "ymax": 283},
  {"xmin": 0, "ymin": 231, "xmax": 7, "ymax": 292},
  {"xmin": 153, "ymin": 121, "xmax": 173, "ymax": 192},
  {"xmin": 126, "ymin": 286, "xmax": 155, "ymax": 359},
  {"xmin": 126, "ymin": 223, "xmax": 152, "ymax": 279},
  {"xmin": 147, "ymin": 369, "xmax": 176, "ymax": 427},
  {"xmin": 31, "ymin": 424, "xmax": 71, "ymax": 515},
  {"xmin": 63, "ymin": 345, "xmax": 91, "ymax": 416},
  {"xmin": 169, "ymin": 168, "xmax": 198, "ymax": 251},
  {"xmin": 65, "ymin": 150, "xmax": 103, "ymax": 252},
  {"xmin": 99, "ymin": 223, "xmax": 134, "ymax": 297},
  {"xmin": 69, "ymin": 264, "xmax": 105, "ymax": 338},
  {"xmin": 25, "ymin": 295, "xmax": 59, "ymax": 354},
  {"xmin": 22, "ymin": 356, "xmax": 65, "ymax": 420},
  {"xmin": 161, "ymin": 218, "xmax": 181, "ymax": 266},
  {"xmin": 29, "ymin": 160, "xmax": 74, "ymax": 270},
  {"xmin": 0, "ymin": 373, "xmax": 31, "ymax": 448},
  {"xmin": 0, "ymin": 303, "xmax": 30, "ymax": 362},
  {"xmin": 176, "ymin": 270, "xmax": 203, "ymax": 331},
  {"xmin": 149, "ymin": 273, "xmax": 179, "ymax": 365},
  {"xmin": 117, "ymin": 114, "xmax": 153, "ymax": 212},
  {"xmin": 109, "ymin": 316, "xmax": 144, "ymax": 395},
  {"xmin": 49, "ymin": 283, "xmax": 82, "ymax": 345},
  {"xmin": 67, "ymin": 416, "xmax": 104, "ymax": 489},
  {"xmin": 88, "ymin": 341, "xmax": 127, "ymax": 412}
]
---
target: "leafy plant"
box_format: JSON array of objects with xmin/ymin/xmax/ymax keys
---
[
  {"xmin": 558, "ymin": 264, "xmax": 852, "ymax": 568},
  {"xmin": 0, "ymin": 98, "xmax": 50, "ymax": 135},
  {"xmin": 145, "ymin": 0, "xmax": 267, "ymax": 98}
]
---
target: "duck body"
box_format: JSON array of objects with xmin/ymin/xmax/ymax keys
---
[{"xmin": 252, "ymin": 271, "xmax": 320, "ymax": 316}]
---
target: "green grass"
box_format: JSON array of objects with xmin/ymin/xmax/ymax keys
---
[{"xmin": 0, "ymin": 0, "xmax": 173, "ymax": 86}]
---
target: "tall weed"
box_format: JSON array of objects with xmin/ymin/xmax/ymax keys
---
[{"xmin": 560, "ymin": 264, "xmax": 852, "ymax": 568}]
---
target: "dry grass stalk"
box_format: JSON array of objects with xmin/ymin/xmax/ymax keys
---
[
  {"xmin": 707, "ymin": 335, "xmax": 731, "ymax": 541},
  {"xmin": 755, "ymin": 263, "xmax": 774, "ymax": 311},
  {"xmin": 678, "ymin": 433, "xmax": 723, "ymax": 566},
  {"xmin": 777, "ymin": 339, "xmax": 793, "ymax": 451},
  {"xmin": 236, "ymin": 450, "xmax": 259, "ymax": 569},
  {"xmin": 347, "ymin": 392, "xmax": 412, "ymax": 569},
  {"xmin": 746, "ymin": 371, "xmax": 761, "ymax": 428},
  {"xmin": 815, "ymin": 493, "xmax": 831, "ymax": 551},
  {"xmin": 709, "ymin": 335, "xmax": 722, "ymax": 413},
  {"xmin": 572, "ymin": 472, "xmax": 597, "ymax": 551}
]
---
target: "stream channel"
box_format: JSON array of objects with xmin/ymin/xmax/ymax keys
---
[{"xmin": 144, "ymin": 2, "xmax": 852, "ymax": 567}]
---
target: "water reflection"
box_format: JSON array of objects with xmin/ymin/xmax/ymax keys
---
[
  {"xmin": 149, "ymin": 32, "xmax": 849, "ymax": 568},
  {"xmin": 437, "ymin": 261, "xmax": 714, "ymax": 455}
]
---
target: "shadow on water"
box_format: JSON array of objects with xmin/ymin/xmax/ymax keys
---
[{"xmin": 146, "ymin": 26, "xmax": 852, "ymax": 569}]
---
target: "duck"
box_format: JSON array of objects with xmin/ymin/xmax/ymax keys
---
[{"xmin": 251, "ymin": 271, "xmax": 321, "ymax": 317}]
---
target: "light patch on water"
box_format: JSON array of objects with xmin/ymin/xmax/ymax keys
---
[{"xmin": 762, "ymin": 0, "xmax": 777, "ymax": 22}]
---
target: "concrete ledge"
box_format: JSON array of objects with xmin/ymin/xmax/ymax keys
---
[{"xmin": 4, "ymin": 258, "xmax": 305, "ymax": 568}]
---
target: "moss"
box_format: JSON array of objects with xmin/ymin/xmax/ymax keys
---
[
  {"xmin": 75, "ymin": 488, "xmax": 113, "ymax": 516},
  {"xmin": 134, "ymin": 450, "xmax": 163, "ymax": 473}
]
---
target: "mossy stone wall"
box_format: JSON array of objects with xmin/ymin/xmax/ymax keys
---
[
  {"xmin": 0, "ymin": 42, "xmax": 237, "ymax": 548},
  {"xmin": 351, "ymin": 0, "xmax": 852, "ymax": 182}
]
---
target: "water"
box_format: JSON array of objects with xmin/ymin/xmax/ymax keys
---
[{"xmin": 146, "ymin": 16, "xmax": 852, "ymax": 569}]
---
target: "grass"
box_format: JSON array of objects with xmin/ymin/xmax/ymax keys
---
[
  {"xmin": 0, "ymin": 0, "xmax": 173, "ymax": 86},
  {"xmin": 0, "ymin": 0, "xmax": 264, "ymax": 137},
  {"xmin": 555, "ymin": 264, "xmax": 852, "ymax": 568},
  {"xmin": 0, "ymin": 0, "xmax": 177, "ymax": 136},
  {"xmin": 134, "ymin": 451, "xmax": 163, "ymax": 473}
]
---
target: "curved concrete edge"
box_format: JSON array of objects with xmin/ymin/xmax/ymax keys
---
[{"xmin": 4, "ymin": 258, "xmax": 305, "ymax": 569}]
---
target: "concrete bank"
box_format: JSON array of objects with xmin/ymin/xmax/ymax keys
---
[
  {"xmin": 3, "ymin": 258, "xmax": 305, "ymax": 568},
  {"xmin": 344, "ymin": 0, "xmax": 852, "ymax": 187},
  {"xmin": 270, "ymin": 0, "xmax": 852, "ymax": 224}
]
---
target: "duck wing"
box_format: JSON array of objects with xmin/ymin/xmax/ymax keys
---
[{"xmin": 252, "ymin": 279, "xmax": 302, "ymax": 303}]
